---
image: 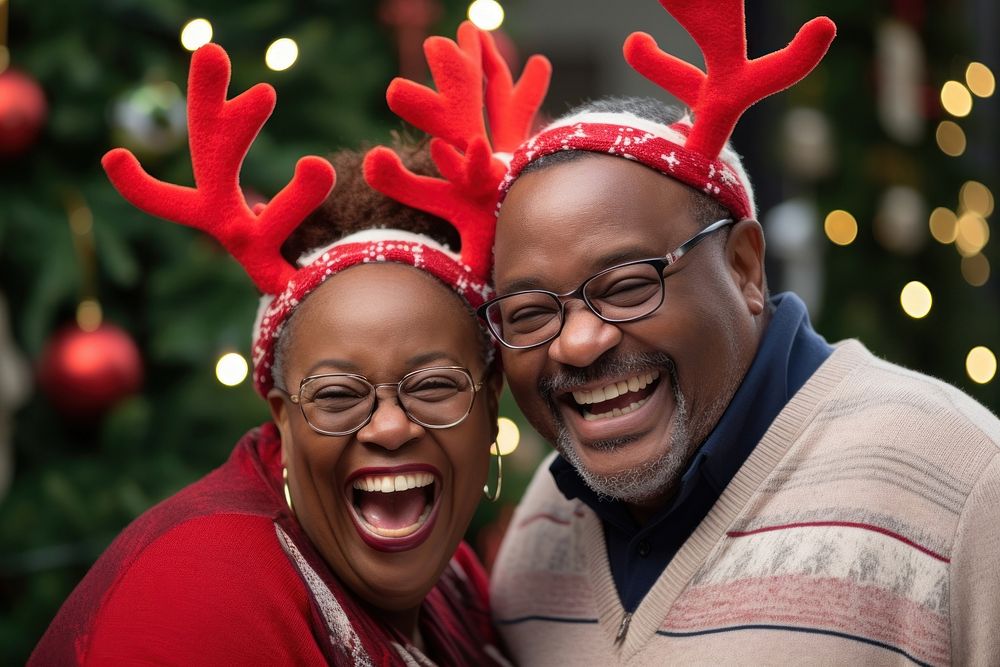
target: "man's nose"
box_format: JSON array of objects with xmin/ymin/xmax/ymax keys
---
[{"xmin": 547, "ymin": 302, "xmax": 623, "ymax": 368}]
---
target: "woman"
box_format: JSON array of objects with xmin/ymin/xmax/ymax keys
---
[{"xmin": 31, "ymin": 27, "xmax": 549, "ymax": 665}]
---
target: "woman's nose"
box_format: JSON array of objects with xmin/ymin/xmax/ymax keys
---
[{"xmin": 354, "ymin": 386, "xmax": 424, "ymax": 450}]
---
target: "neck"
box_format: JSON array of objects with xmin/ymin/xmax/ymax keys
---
[{"xmin": 362, "ymin": 600, "xmax": 422, "ymax": 646}]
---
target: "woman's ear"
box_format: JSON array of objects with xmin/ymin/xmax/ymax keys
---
[
  {"xmin": 726, "ymin": 219, "xmax": 767, "ymax": 316},
  {"xmin": 267, "ymin": 389, "xmax": 292, "ymax": 465}
]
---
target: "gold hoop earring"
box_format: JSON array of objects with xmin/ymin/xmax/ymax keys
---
[
  {"xmin": 283, "ymin": 467, "xmax": 295, "ymax": 515},
  {"xmin": 483, "ymin": 443, "xmax": 503, "ymax": 502}
]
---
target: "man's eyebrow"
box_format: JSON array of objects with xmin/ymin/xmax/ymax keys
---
[{"xmin": 496, "ymin": 246, "xmax": 658, "ymax": 295}]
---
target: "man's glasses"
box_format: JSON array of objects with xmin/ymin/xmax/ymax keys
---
[
  {"xmin": 284, "ymin": 366, "xmax": 485, "ymax": 436},
  {"xmin": 478, "ymin": 218, "xmax": 736, "ymax": 350}
]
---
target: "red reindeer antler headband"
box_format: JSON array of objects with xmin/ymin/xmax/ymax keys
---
[
  {"xmin": 501, "ymin": 0, "xmax": 836, "ymax": 221},
  {"xmin": 103, "ymin": 29, "xmax": 549, "ymax": 397}
]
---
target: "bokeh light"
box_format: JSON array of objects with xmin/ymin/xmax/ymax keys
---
[
  {"xmin": 494, "ymin": 416, "xmax": 520, "ymax": 456},
  {"xmin": 959, "ymin": 180, "xmax": 994, "ymax": 217},
  {"xmin": 935, "ymin": 121, "xmax": 966, "ymax": 157},
  {"xmin": 966, "ymin": 346, "xmax": 997, "ymax": 384},
  {"xmin": 900, "ymin": 281, "xmax": 932, "ymax": 319},
  {"xmin": 940, "ymin": 80, "xmax": 973, "ymax": 117},
  {"xmin": 468, "ymin": 0, "xmax": 505, "ymax": 31},
  {"xmin": 824, "ymin": 209, "xmax": 858, "ymax": 246},
  {"xmin": 216, "ymin": 352, "xmax": 249, "ymax": 386},
  {"xmin": 180, "ymin": 18, "xmax": 213, "ymax": 51},
  {"xmin": 265, "ymin": 38, "xmax": 299, "ymax": 71},
  {"xmin": 928, "ymin": 207, "xmax": 958, "ymax": 244},
  {"xmin": 954, "ymin": 212, "xmax": 989, "ymax": 257},
  {"xmin": 965, "ymin": 62, "xmax": 996, "ymax": 98},
  {"xmin": 960, "ymin": 254, "xmax": 990, "ymax": 287}
]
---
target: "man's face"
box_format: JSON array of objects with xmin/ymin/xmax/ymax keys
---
[{"xmin": 493, "ymin": 154, "xmax": 765, "ymax": 510}]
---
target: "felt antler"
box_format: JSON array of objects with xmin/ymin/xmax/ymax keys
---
[
  {"xmin": 364, "ymin": 22, "xmax": 550, "ymax": 280},
  {"xmin": 624, "ymin": 0, "xmax": 835, "ymax": 159},
  {"xmin": 102, "ymin": 43, "xmax": 336, "ymax": 295}
]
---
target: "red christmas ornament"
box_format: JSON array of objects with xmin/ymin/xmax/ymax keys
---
[
  {"xmin": 38, "ymin": 323, "xmax": 143, "ymax": 421},
  {"xmin": 0, "ymin": 68, "xmax": 48, "ymax": 157}
]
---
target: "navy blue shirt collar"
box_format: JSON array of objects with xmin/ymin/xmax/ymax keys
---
[{"xmin": 548, "ymin": 292, "xmax": 833, "ymax": 610}]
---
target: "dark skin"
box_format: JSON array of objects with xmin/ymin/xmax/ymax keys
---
[
  {"xmin": 268, "ymin": 263, "xmax": 501, "ymax": 641},
  {"xmin": 493, "ymin": 154, "xmax": 768, "ymax": 521}
]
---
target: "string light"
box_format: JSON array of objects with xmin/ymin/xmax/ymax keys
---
[
  {"xmin": 959, "ymin": 180, "xmax": 994, "ymax": 217},
  {"xmin": 824, "ymin": 210, "xmax": 858, "ymax": 246},
  {"xmin": 494, "ymin": 416, "xmax": 520, "ymax": 456},
  {"xmin": 935, "ymin": 120, "xmax": 966, "ymax": 157},
  {"xmin": 265, "ymin": 38, "xmax": 299, "ymax": 71},
  {"xmin": 966, "ymin": 346, "xmax": 997, "ymax": 384},
  {"xmin": 960, "ymin": 254, "xmax": 990, "ymax": 287},
  {"xmin": 940, "ymin": 80, "xmax": 973, "ymax": 117},
  {"xmin": 954, "ymin": 212, "xmax": 989, "ymax": 257},
  {"xmin": 180, "ymin": 18, "xmax": 213, "ymax": 52},
  {"xmin": 215, "ymin": 352, "xmax": 249, "ymax": 386},
  {"xmin": 468, "ymin": 0, "xmax": 505, "ymax": 31},
  {"xmin": 900, "ymin": 281, "xmax": 932, "ymax": 319},
  {"xmin": 965, "ymin": 62, "xmax": 995, "ymax": 98},
  {"xmin": 929, "ymin": 207, "xmax": 958, "ymax": 244}
]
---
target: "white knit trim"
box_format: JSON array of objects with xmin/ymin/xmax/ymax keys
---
[
  {"xmin": 539, "ymin": 110, "xmax": 757, "ymax": 218},
  {"xmin": 296, "ymin": 229, "xmax": 461, "ymax": 268}
]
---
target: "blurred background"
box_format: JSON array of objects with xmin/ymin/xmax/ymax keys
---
[{"xmin": 0, "ymin": 0, "xmax": 996, "ymax": 661}]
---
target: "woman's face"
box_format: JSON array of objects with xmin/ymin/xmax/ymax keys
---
[{"xmin": 268, "ymin": 263, "xmax": 499, "ymax": 615}]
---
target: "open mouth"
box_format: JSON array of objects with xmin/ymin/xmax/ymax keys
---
[
  {"xmin": 569, "ymin": 370, "xmax": 661, "ymax": 421},
  {"xmin": 346, "ymin": 466, "xmax": 441, "ymax": 552}
]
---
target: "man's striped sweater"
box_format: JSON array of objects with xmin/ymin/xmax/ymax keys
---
[{"xmin": 491, "ymin": 341, "xmax": 1000, "ymax": 666}]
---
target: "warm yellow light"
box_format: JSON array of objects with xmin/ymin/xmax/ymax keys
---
[
  {"xmin": 266, "ymin": 38, "xmax": 299, "ymax": 72},
  {"xmin": 966, "ymin": 62, "xmax": 996, "ymax": 98},
  {"xmin": 941, "ymin": 80, "xmax": 973, "ymax": 117},
  {"xmin": 216, "ymin": 352, "xmax": 249, "ymax": 386},
  {"xmin": 468, "ymin": 0, "xmax": 505, "ymax": 31},
  {"xmin": 966, "ymin": 346, "xmax": 997, "ymax": 384},
  {"xmin": 494, "ymin": 416, "xmax": 520, "ymax": 456},
  {"xmin": 824, "ymin": 210, "xmax": 858, "ymax": 246},
  {"xmin": 936, "ymin": 121, "xmax": 966, "ymax": 157},
  {"xmin": 929, "ymin": 207, "xmax": 958, "ymax": 244},
  {"xmin": 900, "ymin": 281, "xmax": 932, "ymax": 319},
  {"xmin": 959, "ymin": 180, "xmax": 994, "ymax": 217},
  {"xmin": 961, "ymin": 254, "xmax": 990, "ymax": 287},
  {"xmin": 180, "ymin": 18, "xmax": 213, "ymax": 51},
  {"xmin": 0, "ymin": 46, "xmax": 9, "ymax": 74},
  {"xmin": 76, "ymin": 299, "xmax": 103, "ymax": 332},
  {"xmin": 955, "ymin": 212, "xmax": 989, "ymax": 257}
]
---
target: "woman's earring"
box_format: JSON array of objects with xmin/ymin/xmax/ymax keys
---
[
  {"xmin": 483, "ymin": 443, "xmax": 503, "ymax": 502},
  {"xmin": 283, "ymin": 467, "xmax": 295, "ymax": 515}
]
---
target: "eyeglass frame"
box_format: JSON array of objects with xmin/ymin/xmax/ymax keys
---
[
  {"xmin": 477, "ymin": 217, "xmax": 738, "ymax": 350},
  {"xmin": 280, "ymin": 365, "xmax": 488, "ymax": 437}
]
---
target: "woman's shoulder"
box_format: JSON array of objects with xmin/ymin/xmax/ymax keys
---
[{"xmin": 55, "ymin": 512, "xmax": 321, "ymax": 665}]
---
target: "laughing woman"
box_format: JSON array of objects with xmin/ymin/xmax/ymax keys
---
[{"xmin": 31, "ymin": 28, "xmax": 549, "ymax": 666}]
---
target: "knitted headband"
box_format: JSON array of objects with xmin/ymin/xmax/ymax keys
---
[
  {"xmin": 102, "ymin": 26, "xmax": 550, "ymax": 397},
  {"xmin": 500, "ymin": 0, "xmax": 836, "ymax": 222}
]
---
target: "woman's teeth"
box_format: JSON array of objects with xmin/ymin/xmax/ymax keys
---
[
  {"xmin": 571, "ymin": 371, "xmax": 658, "ymax": 405},
  {"xmin": 351, "ymin": 471, "xmax": 434, "ymax": 493}
]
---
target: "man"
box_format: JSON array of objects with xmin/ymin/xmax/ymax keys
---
[{"xmin": 485, "ymin": 2, "xmax": 1000, "ymax": 665}]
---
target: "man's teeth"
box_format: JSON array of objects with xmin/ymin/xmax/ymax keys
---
[
  {"xmin": 351, "ymin": 471, "xmax": 435, "ymax": 493},
  {"xmin": 583, "ymin": 397, "xmax": 650, "ymax": 421},
  {"xmin": 571, "ymin": 371, "xmax": 658, "ymax": 405}
]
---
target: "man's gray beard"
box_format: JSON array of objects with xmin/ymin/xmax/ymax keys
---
[
  {"xmin": 554, "ymin": 368, "xmax": 694, "ymax": 504},
  {"xmin": 540, "ymin": 352, "xmax": 696, "ymax": 504}
]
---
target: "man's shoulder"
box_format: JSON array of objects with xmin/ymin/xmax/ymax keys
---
[{"xmin": 820, "ymin": 340, "xmax": 1000, "ymax": 449}]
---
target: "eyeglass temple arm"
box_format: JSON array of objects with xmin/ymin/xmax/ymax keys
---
[{"xmin": 665, "ymin": 218, "xmax": 735, "ymax": 265}]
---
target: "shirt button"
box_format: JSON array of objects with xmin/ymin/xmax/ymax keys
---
[{"xmin": 637, "ymin": 540, "xmax": 651, "ymax": 558}]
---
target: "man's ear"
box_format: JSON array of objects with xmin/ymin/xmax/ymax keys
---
[
  {"xmin": 267, "ymin": 389, "xmax": 292, "ymax": 466},
  {"xmin": 726, "ymin": 219, "xmax": 766, "ymax": 316}
]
